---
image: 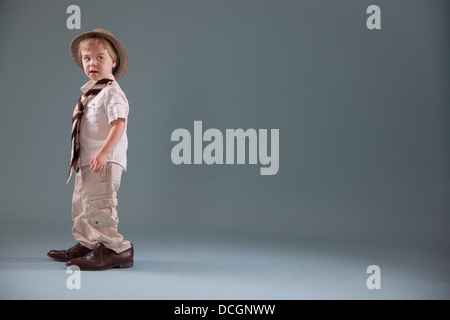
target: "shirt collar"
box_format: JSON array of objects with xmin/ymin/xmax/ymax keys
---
[{"xmin": 80, "ymin": 74, "xmax": 115, "ymax": 94}]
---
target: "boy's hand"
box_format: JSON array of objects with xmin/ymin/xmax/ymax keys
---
[
  {"xmin": 89, "ymin": 118, "xmax": 125, "ymax": 172},
  {"xmin": 90, "ymin": 151, "xmax": 108, "ymax": 172}
]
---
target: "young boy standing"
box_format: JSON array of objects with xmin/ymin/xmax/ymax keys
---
[{"xmin": 47, "ymin": 28, "xmax": 133, "ymax": 270}]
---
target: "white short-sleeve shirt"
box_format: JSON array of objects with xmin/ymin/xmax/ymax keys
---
[{"xmin": 79, "ymin": 76, "xmax": 129, "ymax": 170}]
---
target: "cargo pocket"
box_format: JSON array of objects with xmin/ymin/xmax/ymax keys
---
[{"xmin": 88, "ymin": 197, "xmax": 119, "ymax": 228}]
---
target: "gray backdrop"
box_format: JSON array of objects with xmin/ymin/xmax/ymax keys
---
[{"xmin": 0, "ymin": 0, "xmax": 449, "ymax": 251}]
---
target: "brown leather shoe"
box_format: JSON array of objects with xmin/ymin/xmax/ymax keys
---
[
  {"xmin": 47, "ymin": 243, "xmax": 92, "ymax": 262},
  {"xmin": 66, "ymin": 243, "xmax": 134, "ymax": 271}
]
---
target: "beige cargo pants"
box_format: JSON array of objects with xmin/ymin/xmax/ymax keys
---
[{"xmin": 71, "ymin": 162, "xmax": 131, "ymax": 253}]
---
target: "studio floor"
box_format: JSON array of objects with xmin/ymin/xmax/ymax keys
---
[{"xmin": 0, "ymin": 231, "xmax": 449, "ymax": 300}]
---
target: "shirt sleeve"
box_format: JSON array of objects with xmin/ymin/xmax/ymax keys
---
[{"xmin": 104, "ymin": 85, "xmax": 129, "ymax": 124}]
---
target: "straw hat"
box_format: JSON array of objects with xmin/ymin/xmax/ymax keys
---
[{"xmin": 70, "ymin": 28, "xmax": 129, "ymax": 80}]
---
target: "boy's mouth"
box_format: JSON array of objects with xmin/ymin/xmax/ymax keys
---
[{"xmin": 90, "ymin": 70, "xmax": 98, "ymax": 75}]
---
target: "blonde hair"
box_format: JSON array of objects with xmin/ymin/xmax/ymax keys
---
[{"xmin": 78, "ymin": 36, "xmax": 118, "ymax": 65}]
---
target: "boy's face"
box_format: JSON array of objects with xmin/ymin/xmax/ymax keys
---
[{"xmin": 81, "ymin": 43, "xmax": 116, "ymax": 81}]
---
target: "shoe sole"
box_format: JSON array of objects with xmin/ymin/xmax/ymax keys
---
[{"xmin": 67, "ymin": 260, "xmax": 134, "ymax": 271}]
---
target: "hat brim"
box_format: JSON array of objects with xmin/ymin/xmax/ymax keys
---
[{"xmin": 70, "ymin": 28, "xmax": 129, "ymax": 80}]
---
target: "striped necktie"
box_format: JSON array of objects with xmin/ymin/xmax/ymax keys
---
[{"xmin": 67, "ymin": 78, "xmax": 113, "ymax": 184}]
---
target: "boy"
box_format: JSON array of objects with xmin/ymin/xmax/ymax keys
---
[{"xmin": 47, "ymin": 29, "xmax": 133, "ymax": 270}]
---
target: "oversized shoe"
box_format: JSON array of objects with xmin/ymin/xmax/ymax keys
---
[
  {"xmin": 66, "ymin": 242, "xmax": 134, "ymax": 271},
  {"xmin": 47, "ymin": 243, "xmax": 92, "ymax": 262}
]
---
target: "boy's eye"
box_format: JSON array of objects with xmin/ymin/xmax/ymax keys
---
[{"xmin": 97, "ymin": 56, "xmax": 103, "ymax": 60}]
